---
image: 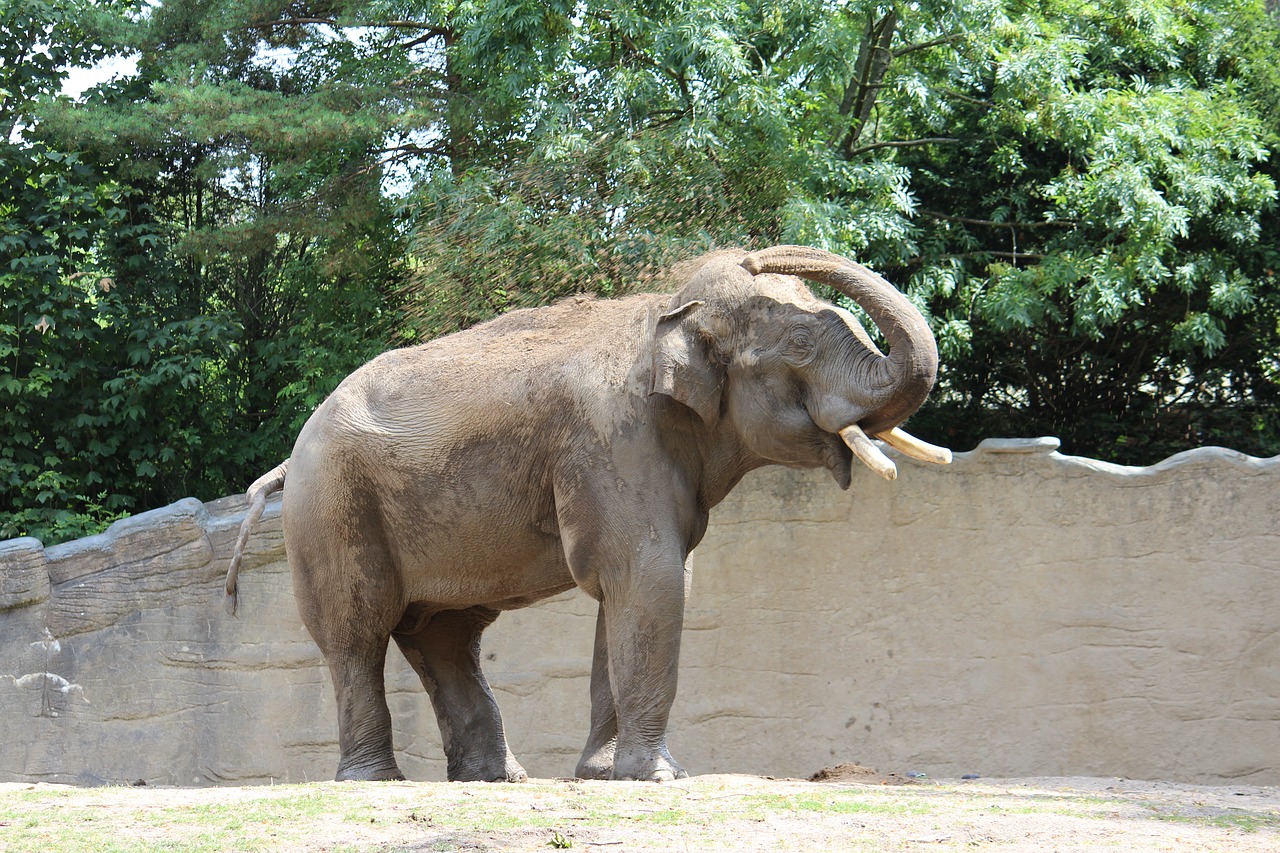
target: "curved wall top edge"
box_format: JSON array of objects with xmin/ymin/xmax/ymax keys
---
[
  {"xmin": 6, "ymin": 439, "xmax": 1280, "ymax": 554},
  {"xmin": 950, "ymin": 436, "xmax": 1280, "ymax": 477}
]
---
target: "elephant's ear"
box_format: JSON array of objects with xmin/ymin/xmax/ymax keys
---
[{"xmin": 650, "ymin": 300, "xmax": 724, "ymax": 427}]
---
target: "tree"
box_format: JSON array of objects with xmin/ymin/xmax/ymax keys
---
[
  {"xmin": 5, "ymin": 0, "xmax": 410, "ymax": 542},
  {"xmin": 895, "ymin": 0, "xmax": 1280, "ymax": 460},
  {"xmin": 563, "ymin": 0, "xmax": 1279, "ymax": 463},
  {"xmin": 400, "ymin": 0, "xmax": 1280, "ymax": 464},
  {"xmin": 80, "ymin": 0, "xmax": 411, "ymax": 442},
  {"xmin": 8, "ymin": 0, "xmax": 1278, "ymax": 544},
  {"xmin": 0, "ymin": 0, "xmax": 230, "ymax": 542},
  {"xmin": 404, "ymin": 0, "xmax": 965, "ymax": 334}
]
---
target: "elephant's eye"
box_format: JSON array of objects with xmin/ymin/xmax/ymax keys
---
[{"xmin": 783, "ymin": 326, "xmax": 816, "ymax": 365}]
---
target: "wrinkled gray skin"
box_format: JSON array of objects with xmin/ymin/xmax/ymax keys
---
[{"xmin": 225, "ymin": 246, "xmax": 945, "ymax": 783}]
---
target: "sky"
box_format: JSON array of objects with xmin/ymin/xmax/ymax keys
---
[
  {"xmin": 61, "ymin": 54, "xmax": 140, "ymax": 99},
  {"xmin": 53, "ymin": 48, "xmax": 423, "ymax": 196}
]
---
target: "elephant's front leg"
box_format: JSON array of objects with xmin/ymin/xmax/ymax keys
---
[
  {"xmin": 575, "ymin": 604, "xmax": 618, "ymax": 779},
  {"xmin": 558, "ymin": 464, "xmax": 696, "ymax": 782},
  {"xmin": 598, "ymin": 547, "xmax": 690, "ymax": 782}
]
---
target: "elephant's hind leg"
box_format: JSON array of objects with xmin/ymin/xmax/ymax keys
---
[
  {"xmin": 302, "ymin": 595, "xmax": 403, "ymax": 781},
  {"xmin": 300, "ymin": 586, "xmax": 404, "ymax": 781},
  {"xmin": 393, "ymin": 606, "xmax": 527, "ymax": 782},
  {"xmin": 327, "ymin": 636, "xmax": 404, "ymax": 781},
  {"xmin": 290, "ymin": 523, "xmax": 406, "ymax": 782}
]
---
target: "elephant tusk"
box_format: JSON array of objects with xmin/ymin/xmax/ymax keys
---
[
  {"xmin": 875, "ymin": 427, "xmax": 953, "ymax": 465},
  {"xmin": 839, "ymin": 424, "xmax": 898, "ymax": 481}
]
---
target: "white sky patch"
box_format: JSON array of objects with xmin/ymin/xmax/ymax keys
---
[
  {"xmin": 61, "ymin": 53, "xmax": 141, "ymax": 99},
  {"xmin": 51, "ymin": 21, "xmax": 445, "ymax": 198},
  {"xmin": 253, "ymin": 41, "xmax": 299, "ymax": 76},
  {"xmin": 382, "ymin": 127, "xmax": 443, "ymax": 198}
]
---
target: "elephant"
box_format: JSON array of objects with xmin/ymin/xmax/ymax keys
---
[{"xmin": 224, "ymin": 244, "xmax": 952, "ymax": 783}]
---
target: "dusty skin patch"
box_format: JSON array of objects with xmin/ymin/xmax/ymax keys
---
[{"xmin": 1, "ymin": 772, "xmax": 1278, "ymax": 851}]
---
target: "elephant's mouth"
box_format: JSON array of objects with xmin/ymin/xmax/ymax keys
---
[
  {"xmin": 832, "ymin": 424, "xmax": 953, "ymax": 483},
  {"xmin": 822, "ymin": 436, "xmax": 855, "ymax": 490}
]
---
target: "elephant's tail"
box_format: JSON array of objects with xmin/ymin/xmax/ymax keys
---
[{"xmin": 224, "ymin": 459, "xmax": 289, "ymax": 617}]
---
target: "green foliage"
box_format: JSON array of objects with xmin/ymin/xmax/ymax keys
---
[
  {"xmin": 4, "ymin": 0, "xmax": 1279, "ymax": 544},
  {"xmin": 0, "ymin": 0, "xmax": 134, "ymax": 138},
  {"xmin": 899, "ymin": 0, "xmax": 1280, "ymax": 460},
  {"xmin": 405, "ymin": 0, "xmax": 825, "ymax": 335},
  {"xmin": 3, "ymin": 0, "xmax": 406, "ymax": 543},
  {"xmin": 0, "ymin": 141, "xmax": 236, "ymax": 542}
]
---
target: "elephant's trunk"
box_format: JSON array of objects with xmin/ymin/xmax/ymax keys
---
[{"xmin": 741, "ymin": 245, "xmax": 938, "ymax": 435}]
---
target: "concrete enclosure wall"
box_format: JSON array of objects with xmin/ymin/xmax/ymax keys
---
[{"xmin": 2, "ymin": 438, "xmax": 1277, "ymax": 786}]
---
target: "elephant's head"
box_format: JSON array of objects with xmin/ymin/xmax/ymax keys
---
[{"xmin": 651, "ymin": 245, "xmax": 951, "ymax": 487}]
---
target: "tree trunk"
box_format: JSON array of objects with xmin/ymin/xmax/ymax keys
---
[{"xmin": 839, "ymin": 10, "xmax": 899, "ymax": 158}]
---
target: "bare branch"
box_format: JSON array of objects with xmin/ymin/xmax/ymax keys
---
[
  {"xmin": 615, "ymin": 30, "xmax": 689, "ymax": 104},
  {"xmin": 941, "ymin": 88, "xmax": 992, "ymax": 107},
  {"xmin": 397, "ymin": 32, "xmax": 446, "ymax": 52},
  {"xmin": 846, "ymin": 137, "xmax": 959, "ymax": 157},
  {"xmin": 239, "ymin": 17, "xmax": 339, "ymax": 29},
  {"xmin": 985, "ymin": 250, "xmax": 1046, "ymax": 261},
  {"xmin": 921, "ymin": 210, "xmax": 1076, "ymax": 229},
  {"xmin": 900, "ymin": 250, "xmax": 1048, "ymax": 265},
  {"xmin": 382, "ymin": 21, "xmax": 450, "ymax": 33},
  {"xmin": 381, "ymin": 143, "xmax": 453, "ymax": 162},
  {"xmin": 239, "ymin": 18, "xmax": 450, "ymax": 40},
  {"xmin": 892, "ymin": 34, "xmax": 967, "ymax": 58},
  {"xmin": 839, "ymin": 10, "xmax": 899, "ymax": 157}
]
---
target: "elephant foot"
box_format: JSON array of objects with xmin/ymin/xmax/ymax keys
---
[
  {"xmin": 611, "ymin": 745, "xmax": 687, "ymax": 782},
  {"xmin": 575, "ymin": 738, "xmax": 617, "ymax": 780},
  {"xmin": 447, "ymin": 753, "xmax": 528, "ymax": 783},
  {"xmin": 500, "ymin": 755, "xmax": 529, "ymax": 783},
  {"xmin": 335, "ymin": 759, "xmax": 406, "ymax": 782}
]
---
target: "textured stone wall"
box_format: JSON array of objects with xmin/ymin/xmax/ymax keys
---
[{"xmin": 2, "ymin": 438, "xmax": 1277, "ymax": 786}]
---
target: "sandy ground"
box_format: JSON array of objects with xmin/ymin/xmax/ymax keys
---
[{"xmin": 2, "ymin": 766, "xmax": 1278, "ymax": 851}]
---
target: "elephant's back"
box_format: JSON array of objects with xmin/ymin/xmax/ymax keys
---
[
  {"xmin": 282, "ymin": 289, "xmax": 666, "ymax": 529},
  {"xmin": 318, "ymin": 293, "xmax": 662, "ymax": 443},
  {"xmin": 412, "ymin": 291, "xmax": 664, "ymax": 379}
]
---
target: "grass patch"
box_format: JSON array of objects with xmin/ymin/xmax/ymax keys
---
[
  {"xmin": 739, "ymin": 791, "xmax": 934, "ymax": 819},
  {"xmin": 2, "ymin": 776, "xmax": 1277, "ymax": 851},
  {"xmin": 0, "ymin": 788, "xmax": 375, "ymax": 853},
  {"xmin": 1151, "ymin": 809, "xmax": 1280, "ymax": 833}
]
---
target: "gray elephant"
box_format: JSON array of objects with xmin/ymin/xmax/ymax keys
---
[{"xmin": 225, "ymin": 245, "xmax": 951, "ymax": 783}]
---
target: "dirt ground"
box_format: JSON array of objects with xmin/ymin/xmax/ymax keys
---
[{"xmin": 2, "ymin": 766, "xmax": 1278, "ymax": 851}]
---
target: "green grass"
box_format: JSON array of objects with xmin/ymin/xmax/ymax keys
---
[
  {"xmin": 738, "ymin": 791, "xmax": 934, "ymax": 819},
  {"xmin": 0, "ymin": 781, "xmax": 918, "ymax": 851},
  {"xmin": 1, "ymin": 776, "xmax": 1277, "ymax": 852},
  {"xmin": 0, "ymin": 790, "xmax": 345, "ymax": 853},
  {"xmin": 1150, "ymin": 809, "xmax": 1280, "ymax": 833}
]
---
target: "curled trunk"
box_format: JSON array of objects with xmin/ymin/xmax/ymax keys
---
[{"xmin": 741, "ymin": 245, "xmax": 937, "ymax": 434}]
